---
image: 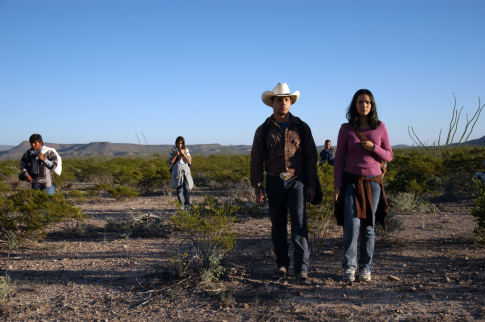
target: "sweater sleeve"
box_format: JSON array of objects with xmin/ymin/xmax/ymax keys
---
[
  {"xmin": 373, "ymin": 122, "xmax": 393, "ymax": 163},
  {"xmin": 333, "ymin": 124, "xmax": 348, "ymax": 189}
]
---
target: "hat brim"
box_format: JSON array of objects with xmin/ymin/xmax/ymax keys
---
[{"xmin": 261, "ymin": 91, "xmax": 300, "ymax": 107}]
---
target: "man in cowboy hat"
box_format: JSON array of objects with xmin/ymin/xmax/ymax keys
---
[{"xmin": 250, "ymin": 82, "xmax": 318, "ymax": 284}]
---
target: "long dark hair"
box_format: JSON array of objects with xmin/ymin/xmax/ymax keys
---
[
  {"xmin": 175, "ymin": 136, "xmax": 185, "ymax": 149},
  {"xmin": 346, "ymin": 89, "xmax": 380, "ymax": 130}
]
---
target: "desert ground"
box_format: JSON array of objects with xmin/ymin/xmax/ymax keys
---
[{"xmin": 1, "ymin": 188, "xmax": 484, "ymax": 321}]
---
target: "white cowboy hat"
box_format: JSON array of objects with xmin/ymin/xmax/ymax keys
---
[{"xmin": 261, "ymin": 82, "xmax": 300, "ymax": 107}]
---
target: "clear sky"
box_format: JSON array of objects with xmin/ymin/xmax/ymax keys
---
[{"xmin": 1, "ymin": 0, "xmax": 484, "ymax": 147}]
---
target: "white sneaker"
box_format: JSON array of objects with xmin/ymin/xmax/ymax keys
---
[
  {"xmin": 343, "ymin": 269, "xmax": 356, "ymax": 282},
  {"xmin": 360, "ymin": 270, "xmax": 372, "ymax": 282}
]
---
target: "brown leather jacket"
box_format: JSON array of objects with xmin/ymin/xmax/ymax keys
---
[{"xmin": 250, "ymin": 113, "xmax": 318, "ymax": 189}]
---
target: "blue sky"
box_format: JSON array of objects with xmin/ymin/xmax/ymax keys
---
[{"xmin": 1, "ymin": 0, "xmax": 484, "ymax": 147}]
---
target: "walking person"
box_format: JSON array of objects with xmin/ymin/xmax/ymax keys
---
[
  {"xmin": 319, "ymin": 139, "xmax": 336, "ymax": 166},
  {"xmin": 169, "ymin": 136, "xmax": 194, "ymax": 209},
  {"xmin": 20, "ymin": 133, "xmax": 62, "ymax": 195},
  {"xmin": 250, "ymin": 82, "xmax": 319, "ymax": 284},
  {"xmin": 334, "ymin": 89, "xmax": 393, "ymax": 282}
]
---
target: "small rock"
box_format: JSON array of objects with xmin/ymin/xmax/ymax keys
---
[
  {"xmin": 445, "ymin": 276, "xmax": 452, "ymax": 283},
  {"xmin": 243, "ymin": 303, "xmax": 249, "ymax": 309},
  {"xmin": 388, "ymin": 275, "xmax": 400, "ymax": 281}
]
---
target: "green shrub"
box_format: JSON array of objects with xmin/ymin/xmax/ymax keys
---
[
  {"xmin": 386, "ymin": 146, "xmax": 485, "ymax": 197},
  {"xmin": 0, "ymin": 190, "xmax": 85, "ymax": 249},
  {"xmin": 191, "ymin": 155, "xmax": 250, "ymax": 186},
  {"xmin": 105, "ymin": 213, "xmax": 170, "ymax": 238},
  {"xmin": 68, "ymin": 189, "xmax": 86, "ymax": 199},
  {"xmin": 307, "ymin": 164, "xmax": 335, "ymax": 251},
  {"xmin": 200, "ymin": 254, "xmax": 225, "ymax": 284},
  {"xmin": 107, "ymin": 185, "xmax": 139, "ymax": 200},
  {"xmin": 171, "ymin": 196, "xmax": 238, "ymax": 261},
  {"xmin": 472, "ymin": 184, "xmax": 485, "ymax": 242},
  {"xmin": 0, "ymin": 274, "xmax": 14, "ymax": 306},
  {"xmin": 0, "ymin": 161, "xmax": 17, "ymax": 181},
  {"xmin": 391, "ymin": 192, "xmax": 438, "ymax": 214},
  {"xmin": 0, "ymin": 183, "xmax": 11, "ymax": 194}
]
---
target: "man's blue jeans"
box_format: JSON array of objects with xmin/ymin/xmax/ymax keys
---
[
  {"xmin": 342, "ymin": 180, "xmax": 381, "ymax": 272},
  {"xmin": 266, "ymin": 175, "xmax": 309, "ymax": 274}
]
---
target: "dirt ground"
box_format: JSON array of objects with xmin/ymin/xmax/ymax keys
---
[{"xmin": 1, "ymin": 188, "xmax": 484, "ymax": 321}]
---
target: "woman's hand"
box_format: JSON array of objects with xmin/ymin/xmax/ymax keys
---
[
  {"xmin": 180, "ymin": 149, "xmax": 191, "ymax": 165},
  {"xmin": 360, "ymin": 140, "xmax": 375, "ymax": 152},
  {"xmin": 38, "ymin": 152, "xmax": 45, "ymax": 161},
  {"xmin": 333, "ymin": 187, "xmax": 340, "ymax": 202}
]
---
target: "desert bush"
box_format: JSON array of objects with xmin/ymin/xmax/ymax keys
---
[
  {"xmin": 107, "ymin": 185, "xmax": 139, "ymax": 200},
  {"xmin": 68, "ymin": 189, "xmax": 87, "ymax": 199},
  {"xmin": 386, "ymin": 146, "xmax": 485, "ymax": 197},
  {"xmin": 307, "ymin": 163, "xmax": 335, "ymax": 251},
  {"xmin": 375, "ymin": 210, "xmax": 404, "ymax": 241},
  {"xmin": 105, "ymin": 213, "xmax": 170, "ymax": 238},
  {"xmin": 137, "ymin": 161, "xmax": 171, "ymax": 194},
  {"xmin": 191, "ymin": 155, "xmax": 250, "ymax": 186},
  {"xmin": 0, "ymin": 183, "xmax": 11, "ymax": 194},
  {"xmin": 200, "ymin": 254, "xmax": 225, "ymax": 284},
  {"xmin": 386, "ymin": 150, "xmax": 442, "ymax": 193},
  {"xmin": 171, "ymin": 196, "xmax": 238, "ymax": 262},
  {"xmin": 0, "ymin": 161, "xmax": 17, "ymax": 181},
  {"xmin": 0, "ymin": 190, "xmax": 84, "ymax": 249},
  {"xmin": 223, "ymin": 178, "xmax": 266, "ymax": 217},
  {"xmin": 0, "ymin": 274, "xmax": 14, "ymax": 307},
  {"xmin": 391, "ymin": 192, "xmax": 438, "ymax": 214},
  {"xmin": 471, "ymin": 183, "xmax": 485, "ymax": 242}
]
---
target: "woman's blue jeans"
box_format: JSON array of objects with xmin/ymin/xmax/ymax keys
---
[
  {"xmin": 176, "ymin": 177, "xmax": 190, "ymax": 207},
  {"xmin": 342, "ymin": 180, "xmax": 381, "ymax": 272}
]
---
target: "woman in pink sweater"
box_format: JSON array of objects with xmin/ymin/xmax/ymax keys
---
[{"xmin": 334, "ymin": 89, "xmax": 393, "ymax": 283}]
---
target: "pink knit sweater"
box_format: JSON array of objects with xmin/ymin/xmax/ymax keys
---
[{"xmin": 334, "ymin": 122, "xmax": 393, "ymax": 188}]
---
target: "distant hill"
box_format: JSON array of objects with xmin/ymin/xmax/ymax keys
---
[
  {"xmin": 464, "ymin": 135, "xmax": 485, "ymax": 146},
  {"xmin": 0, "ymin": 145, "xmax": 13, "ymax": 151},
  {"xmin": 0, "ymin": 141, "xmax": 252, "ymax": 160},
  {"xmin": 1, "ymin": 136, "xmax": 483, "ymax": 160}
]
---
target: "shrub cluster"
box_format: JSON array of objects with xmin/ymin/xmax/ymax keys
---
[
  {"xmin": 307, "ymin": 163, "xmax": 335, "ymax": 250},
  {"xmin": 171, "ymin": 196, "xmax": 238, "ymax": 260},
  {"xmin": 472, "ymin": 183, "xmax": 485, "ymax": 242},
  {"xmin": 0, "ymin": 190, "xmax": 85, "ymax": 249},
  {"xmin": 60, "ymin": 157, "xmax": 171, "ymax": 194},
  {"xmin": 386, "ymin": 146, "xmax": 485, "ymax": 196}
]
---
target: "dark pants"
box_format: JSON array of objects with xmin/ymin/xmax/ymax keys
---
[
  {"xmin": 176, "ymin": 177, "xmax": 190, "ymax": 207},
  {"xmin": 266, "ymin": 175, "xmax": 309, "ymax": 274}
]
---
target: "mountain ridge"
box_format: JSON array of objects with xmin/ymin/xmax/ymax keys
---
[{"xmin": 0, "ymin": 135, "xmax": 483, "ymax": 160}]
